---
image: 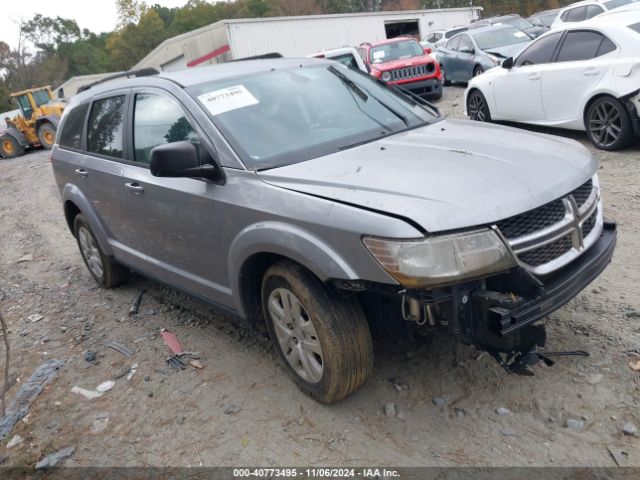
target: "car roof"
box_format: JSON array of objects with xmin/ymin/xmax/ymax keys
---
[
  {"xmin": 560, "ymin": 0, "xmax": 604, "ymax": 10},
  {"xmin": 465, "ymin": 24, "xmax": 519, "ymax": 35},
  {"xmin": 582, "ymin": 6, "xmax": 640, "ymax": 24},
  {"xmin": 71, "ymin": 58, "xmax": 331, "ymax": 103}
]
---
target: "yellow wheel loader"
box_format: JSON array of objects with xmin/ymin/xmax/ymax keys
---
[{"xmin": 0, "ymin": 86, "xmax": 65, "ymax": 158}]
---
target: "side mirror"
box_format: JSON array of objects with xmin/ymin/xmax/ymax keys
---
[
  {"xmin": 424, "ymin": 47, "xmax": 432, "ymax": 54},
  {"xmin": 502, "ymin": 57, "xmax": 514, "ymax": 69},
  {"xmin": 150, "ymin": 141, "xmax": 219, "ymax": 180}
]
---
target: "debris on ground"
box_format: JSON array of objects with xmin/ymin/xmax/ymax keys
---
[
  {"xmin": 35, "ymin": 446, "xmax": 75, "ymax": 470},
  {"xmin": 0, "ymin": 359, "xmax": 63, "ymax": 440},
  {"xmin": 167, "ymin": 355, "xmax": 186, "ymax": 371},
  {"xmin": 0, "ymin": 454, "xmax": 7, "ymax": 465},
  {"xmin": 17, "ymin": 254, "xmax": 33, "ymax": 263},
  {"xmin": 96, "ymin": 380, "xmax": 115, "ymax": 393},
  {"xmin": 129, "ymin": 290, "xmax": 145, "ymax": 316},
  {"xmin": 629, "ymin": 360, "xmax": 640, "ymax": 372},
  {"xmin": 496, "ymin": 407, "xmax": 511, "ymax": 416},
  {"xmin": 224, "ymin": 404, "xmax": 241, "ymax": 415},
  {"xmin": 161, "ymin": 330, "xmax": 183, "ymax": 355},
  {"xmin": 388, "ymin": 377, "xmax": 410, "ymax": 391},
  {"xmin": 189, "ymin": 359, "xmax": 204, "ymax": 369},
  {"xmin": 26, "ymin": 314, "xmax": 43, "ymax": 323},
  {"xmin": 126, "ymin": 364, "xmax": 138, "ymax": 380},
  {"xmin": 622, "ymin": 422, "xmax": 637, "ymax": 436},
  {"xmin": 84, "ymin": 351, "xmax": 97, "ymax": 363},
  {"xmin": 588, "ymin": 374, "xmax": 603, "ymax": 385},
  {"xmin": 565, "ymin": 418, "xmax": 585, "ymax": 429},
  {"xmin": 106, "ymin": 341, "xmax": 134, "ymax": 357},
  {"xmin": 7, "ymin": 434, "xmax": 22, "ymax": 448},
  {"xmin": 432, "ymin": 397, "xmax": 445, "ymax": 407},
  {"xmin": 71, "ymin": 386, "xmax": 103, "ymax": 400},
  {"xmin": 384, "ymin": 402, "xmax": 397, "ymax": 417}
]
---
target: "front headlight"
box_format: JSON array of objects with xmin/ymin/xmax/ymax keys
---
[
  {"xmin": 363, "ymin": 229, "xmax": 516, "ymax": 288},
  {"xmin": 487, "ymin": 54, "xmax": 501, "ymax": 66},
  {"xmin": 381, "ymin": 71, "xmax": 392, "ymax": 82}
]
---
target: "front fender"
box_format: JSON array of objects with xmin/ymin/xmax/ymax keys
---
[
  {"xmin": 62, "ymin": 183, "xmax": 113, "ymax": 256},
  {"xmin": 228, "ymin": 222, "xmax": 360, "ymax": 315}
]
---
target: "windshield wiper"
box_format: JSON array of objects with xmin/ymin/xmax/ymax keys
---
[{"xmin": 327, "ymin": 65, "xmax": 409, "ymax": 127}]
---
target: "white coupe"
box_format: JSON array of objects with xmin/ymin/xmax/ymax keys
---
[{"xmin": 464, "ymin": 9, "xmax": 640, "ymax": 150}]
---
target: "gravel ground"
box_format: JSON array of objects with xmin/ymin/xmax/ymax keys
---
[{"xmin": 0, "ymin": 85, "xmax": 639, "ymax": 468}]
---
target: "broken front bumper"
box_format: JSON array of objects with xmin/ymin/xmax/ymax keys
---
[
  {"xmin": 394, "ymin": 77, "xmax": 442, "ymax": 99},
  {"xmin": 471, "ymin": 221, "xmax": 616, "ymax": 351}
]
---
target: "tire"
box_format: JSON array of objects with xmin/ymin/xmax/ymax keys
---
[
  {"xmin": 473, "ymin": 65, "xmax": 484, "ymax": 77},
  {"xmin": 440, "ymin": 65, "xmax": 450, "ymax": 86},
  {"xmin": 261, "ymin": 260, "xmax": 373, "ymax": 403},
  {"xmin": 37, "ymin": 123, "xmax": 57, "ymax": 150},
  {"xmin": 467, "ymin": 89, "xmax": 492, "ymax": 122},
  {"xmin": 0, "ymin": 135, "xmax": 25, "ymax": 159},
  {"xmin": 585, "ymin": 96, "xmax": 634, "ymax": 151},
  {"xmin": 73, "ymin": 214, "xmax": 128, "ymax": 288}
]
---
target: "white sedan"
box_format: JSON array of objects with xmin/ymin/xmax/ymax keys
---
[{"xmin": 464, "ymin": 9, "xmax": 640, "ymax": 150}]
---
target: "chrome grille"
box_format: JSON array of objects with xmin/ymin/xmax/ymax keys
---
[
  {"xmin": 496, "ymin": 177, "xmax": 602, "ymax": 275},
  {"xmin": 390, "ymin": 63, "xmax": 434, "ymax": 81}
]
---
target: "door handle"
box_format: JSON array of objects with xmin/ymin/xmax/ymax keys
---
[
  {"xmin": 74, "ymin": 168, "xmax": 88, "ymax": 178},
  {"xmin": 528, "ymin": 73, "xmax": 541, "ymax": 80},
  {"xmin": 583, "ymin": 68, "xmax": 600, "ymax": 76},
  {"xmin": 124, "ymin": 182, "xmax": 144, "ymax": 194}
]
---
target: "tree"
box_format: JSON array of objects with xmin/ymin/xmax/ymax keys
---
[
  {"xmin": 116, "ymin": 0, "xmax": 148, "ymax": 27},
  {"xmin": 106, "ymin": 9, "xmax": 167, "ymax": 70}
]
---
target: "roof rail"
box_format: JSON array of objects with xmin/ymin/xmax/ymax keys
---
[
  {"xmin": 77, "ymin": 68, "xmax": 159, "ymax": 93},
  {"xmin": 230, "ymin": 52, "xmax": 283, "ymax": 62}
]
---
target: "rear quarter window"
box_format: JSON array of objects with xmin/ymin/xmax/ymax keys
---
[{"xmin": 58, "ymin": 103, "xmax": 89, "ymax": 150}]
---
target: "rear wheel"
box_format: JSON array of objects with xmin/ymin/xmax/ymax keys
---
[
  {"xmin": 585, "ymin": 96, "xmax": 633, "ymax": 151},
  {"xmin": 74, "ymin": 214, "xmax": 128, "ymax": 288},
  {"xmin": 0, "ymin": 135, "xmax": 25, "ymax": 159},
  {"xmin": 262, "ymin": 260, "xmax": 373, "ymax": 403},
  {"xmin": 440, "ymin": 64, "xmax": 450, "ymax": 86},
  {"xmin": 467, "ymin": 89, "xmax": 491, "ymax": 122},
  {"xmin": 37, "ymin": 123, "xmax": 57, "ymax": 150}
]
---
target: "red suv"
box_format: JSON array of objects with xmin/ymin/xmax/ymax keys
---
[{"xmin": 358, "ymin": 37, "xmax": 442, "ymax": 100}]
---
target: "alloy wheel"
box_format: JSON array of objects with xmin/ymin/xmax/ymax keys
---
[
  {"xmin": 78, "ymin": 226, "xmax": 104, "ymax": 279},
  {"xmin": 267, "ymin": 287, "xmax": 324, "ymax": 383},
  {"xmin": 468, "ymin": 92, "xmax": 487, "ymax": 122},
  {"xmin": 588, "ymin": 101, "xmax": 622, "ymax": 149}
]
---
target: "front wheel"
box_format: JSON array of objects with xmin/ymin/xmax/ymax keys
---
[
  {"xmin": 37, "ymin": 123, "xmax": 57, "ymax": 150},
  {"xmin": 74, "ymin": 214, "xmax": 128, "ymax": 288},
  {"xmin": 467, "ymin": 89, "xmax": 491, "ymax": 122},
  {"xmin": 473, "ymin": 66, "xmax": 484, "ymax": 77},
  {"xmin": 440, "ymin": 65, "xmax": 450, "ymax": 86},
  {"xmin": 262, "ymin": 260, "xmax": 373, "ymax": 403},
  {"xmin": 585, "ymin": 96, "xmax": 634, "ymax": 151}
]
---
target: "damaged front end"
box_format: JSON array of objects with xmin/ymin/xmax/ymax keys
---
[{"xmin": 347, "ymin": 176, "xmax": 617, "ymax": 374}]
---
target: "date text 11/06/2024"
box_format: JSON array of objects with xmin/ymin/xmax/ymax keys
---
[{"xmin": 232, "ymin": 468, "xmax": 401, "ymax": 478}]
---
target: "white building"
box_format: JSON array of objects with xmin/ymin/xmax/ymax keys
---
[{"xmin": 134, "ymin": 8, "xmax": 481, "ymax": 72}]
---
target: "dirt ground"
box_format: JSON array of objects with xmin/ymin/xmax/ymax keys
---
[{"xmin": 0, "ymin": 85, "xmax": 639, "ymax": 468}]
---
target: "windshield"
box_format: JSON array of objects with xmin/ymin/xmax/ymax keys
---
[
  {"xmin": 471, "ymin": 27, "xmax": 531, "ymax": 50},
  {"xmin": 503, "ymin": 17, "xmax": 533, "ymax": 29},
  {"xmin": 188, "ymin": 65, "xmax": 440, "ymax": 170},
  {"xmin": 445, "ymin": 27, "xmax": 468, "ymax": 38},
  {"xmin": 32, "ymin": 90, "xmax": 50, "ymax": 107},
  {"xmin": 369, "ymin": 40, "xmax": 424, "ymax": 63}
]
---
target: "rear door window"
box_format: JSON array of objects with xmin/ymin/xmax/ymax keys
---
[
  {"xmin": 133, "ymin": 93, "xmax": 198, "ymax": 165},
  {"xmin": 515, "ymin": 32, "xmax": 563, "ymax": 66},
  {"xmin": 59, "ymin": 103, "xmax": 89, "ymax": 150},
  {"xmin": 87, "ymin": 95, "xmax": 126, "ymax": 158},
  {"xmin": 458, "ymin": 35, "xmax": 474, "ymax": 53},
  {"xmin": 446, "ymin": 36, "xmax": 461, "ymax": 51},
  {"xmin": 564, "ymin": 6, "xmax": 587, "ymax": 22},
  {"xmin": 556, "ymin": 31, "xmax": 612, "ymax": 62}
]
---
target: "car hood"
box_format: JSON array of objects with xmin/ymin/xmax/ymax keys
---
[
  {"xmin": 484, "ymin": 42, "xmax": 530, "ymax": 58},
  {"xmin": 524, "ymin": 25, "xmax": 549, "ymax": 38},
  {"xmin": 372, "ymin": 55, "xmax": 434, "ymax": 71},
  {"xmin": 257, "ymin": 119, "xmax": 596, "ymax": 233}
]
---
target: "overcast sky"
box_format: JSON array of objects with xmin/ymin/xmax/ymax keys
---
[{"xmin": 0, "ymin": 0, "xmax": 190, "ymax": 48}]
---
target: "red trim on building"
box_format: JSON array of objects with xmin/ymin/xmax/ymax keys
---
[{"xmin": 187, "ymin": 44, "xmax": 231, "ymax": 67}]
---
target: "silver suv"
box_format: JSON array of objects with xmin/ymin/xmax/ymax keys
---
[{"xmin": 52, "ymin": 59, "xmax": 616, "ymax": 403}]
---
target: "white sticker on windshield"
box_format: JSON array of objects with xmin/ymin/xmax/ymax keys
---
[
  {"xmin": 373, "ymin": 50, "xmax": 386, "ymax": 59},
  {"xmin": 197, "ymin": 85, "xmax": 259, "ymax": 115},
  {"xmin": 514, "ymin": 31, "xmax": 527, "ymax": 38}
]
